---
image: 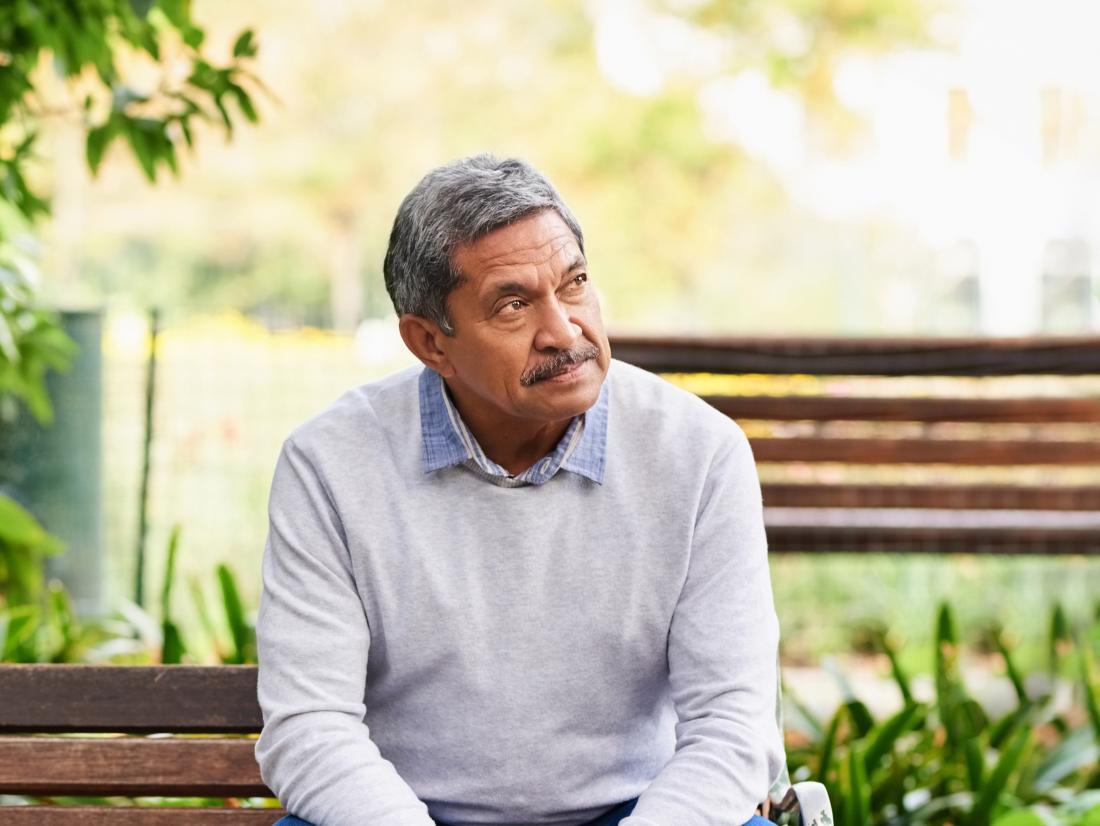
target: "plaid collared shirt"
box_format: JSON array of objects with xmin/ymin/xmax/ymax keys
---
[{"xmin": 418, "ymin": 367, "xmax": 608, "ymax": 487}]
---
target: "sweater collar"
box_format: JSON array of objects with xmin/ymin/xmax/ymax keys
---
[{"xmin": 418, "ymin": 366, "xmax": 607, "ymax": 486}]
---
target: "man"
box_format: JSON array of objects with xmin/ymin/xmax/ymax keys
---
[{"xmin": 256, "ymin": 154, "xmax": 785, "ymax": 826}]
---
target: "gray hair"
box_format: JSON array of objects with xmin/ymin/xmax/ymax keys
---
[{"xmin": 383, "ymin": 154, "xmax": 585, "ymax": 335}]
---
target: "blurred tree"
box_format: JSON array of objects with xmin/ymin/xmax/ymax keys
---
[
  {"xmin": 0, "ymin": 0, "xmax": 262, "ymax": 414},
  {"xmin": 0, "ymin": 0, "xmax": 261, "ymax": 617},
  {"xmin": 672, "ymin": 0, "xmax": 932, "ymax": 89},
  {"xmin": 71, "ymin": 0, "xmax": 939, "ymax": 331}
]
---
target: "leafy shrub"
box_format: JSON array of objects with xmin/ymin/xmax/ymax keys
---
[{"xmin": 784, "ymin": 604, "xmax": 1100, "ymax": 826}]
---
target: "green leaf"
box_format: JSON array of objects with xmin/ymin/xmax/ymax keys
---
[
  {"xmin": 183, "ymin": 25, "xmax": 205, "ymax": 49},
  {"xmin": 1050, "ymin": 603, "xmax": 1071, "ymax": 677},
  {"xmin": 217, "ymin": 563, "xmax": 253, "ymax": 664},
  {"xmin": 231, "ymin": 84, "xmax": 258, "ymax": 124},
  {"xmin": 988, "ymin": 702, "xmax": 1033, "ymax": 750},
  {"xmin": 123, "ymin": 118, "xmax": 160, "ymax": 181},
  {"xmin": 232, "ymin": 29, "xmax": 256, "ymax": 58},
  {"xmin": 845, "ymin": 699, "xmax": 875, "ymax": 739},
  {"xmin": 156, "ymin": 0, "xmax": 192, "ymax": 29},
  {"xmin": 130, "ymin": 0, "xmax": 156, "ymax": 19},
  {"xmin": 965, "ymin": 735, "xmax": 985, "ymax": 793},
  {"xmin": 877, "ymin": 628, "xmax": 913, "ymax": 705},
  {"xmin": 969, "ymin": 728, "xmax": 1031, "ymax": 826},
  {"xmin": 0, "ymin": 494, "xmax": 64, "ymax": 554},
  {"xmin": 213, "ymin": 95, "xmax": 233, "ymax": 134},
  {"xmin": 86, "ymin": 121, "xmax": 118, "ymax": 175},
  {"xmin": 161, "ymin": 619, "xmax": 185, "ymax": 663},
  {"xmin": 993, "ymin": 628, "xmax": 1028, "ymax": 705},
  {"xmin": 1082, "ymin": 643, "xmax": 1100, "ymax": 743},
  {"xmin": 847, "ymin": 744, "xmax": 870, "ymax": 826},
  {"xmin": 863, "ymin": 701, "xmax": 924, "ymax": 775}
]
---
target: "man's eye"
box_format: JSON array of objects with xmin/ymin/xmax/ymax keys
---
[
  {"xmin": 571, "ymin": 273, "xmax": 588, "ymax": 287},
  {"xmin": 500, "ymin": 299, "xmax": 526, "ymax": 313}
]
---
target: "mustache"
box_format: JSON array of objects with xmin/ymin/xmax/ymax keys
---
[{"xmin": 521, "ymin": 344, "xmax": 600, "ymax": 387}]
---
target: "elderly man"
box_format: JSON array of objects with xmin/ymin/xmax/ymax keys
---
[{"xmin": 256, "ymin": 155, "xmax": 785, "ymax": 826}]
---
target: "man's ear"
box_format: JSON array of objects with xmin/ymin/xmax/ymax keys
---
[{"xmin": 398, "ymin": 314, "xmax": 456, "ymax": 377}]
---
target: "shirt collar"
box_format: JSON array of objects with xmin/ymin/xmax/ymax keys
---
[{"xmin": 418, "ymin": 366, "xmax": 608, "ymax": 486}]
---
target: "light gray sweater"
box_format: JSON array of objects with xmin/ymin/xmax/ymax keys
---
[{"xmin": 255, "ymin": 360, "xmax": 785, "ymax": 826}]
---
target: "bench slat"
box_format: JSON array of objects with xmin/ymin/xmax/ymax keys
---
[
  {"xmin": 612, "ymin": 334, "xmax": 1100, "ymax": 375},
  {"xmin": 0, "ymin": 666, "xmax": 261, "ymax": 733},
  {"xmin": 0, "ymin": 738, "xmax": 268, "ymax": 797},
  {"xmin": 705, "ymin": 395, "xmax": 1100, "ymax": 423},
  {"xmin": 765, "ymin": 508, "xmax": 1100, "ymax": 554},
  {"xmin": 750, "ymin": 436, "xmax": 1100, "ymax": 465},
  {"xmin": 761, "ymin": 483, "xmax": 1100, "ymax": 510},
  {"xmin": 0, "ymin": 807, "xmax": 282, "ymax": 825}
]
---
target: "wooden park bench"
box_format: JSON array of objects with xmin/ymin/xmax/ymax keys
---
[
  {"xmin": 8, "ymin": 334, "xmax": 1092, "ymax": 820},
  {"xmin": 0, "ymin": 665, "xmax": 280, "ymax": 823},
  {"xmin": 0, "ymin": 664, "xmax": 828, "ymax": 824},
  {"xmin": 614, "ymin": 334, "xmax": 1100, "ymax": 555}
]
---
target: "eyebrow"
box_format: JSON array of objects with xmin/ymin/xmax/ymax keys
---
[
  {"xmin": 485, "ymin": 281, "xmax": 530, "ymax": 303},
  {"xmin": 483, "ymin": 256, "xmax": 589, "ymax": 304}
]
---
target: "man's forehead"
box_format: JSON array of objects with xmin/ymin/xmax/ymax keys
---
[{"xmin": 454, "ymin": 212, "xmax": 584, "ymax": 280}]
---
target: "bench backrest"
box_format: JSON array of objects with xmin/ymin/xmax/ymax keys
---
[
  {"xmin": 0, "ymin": 664, "xmax": 279, "ymax": 823},
  {"xmin": 613, "ymin": 335, "xmax": 1100, "ymax": 554}
]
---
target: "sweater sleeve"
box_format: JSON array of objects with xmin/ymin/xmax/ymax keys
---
[
  {"xmin": 620, "ymin": 427, "xmax": 786, "ymax": 826},
  {"xmin": 255, "ymin": 438, "xmax": 435, "ymax": 826}
]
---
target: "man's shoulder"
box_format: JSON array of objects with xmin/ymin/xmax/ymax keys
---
[
  {"xmin": 608, "ymin": 358, "xmax": 741, "ymax": 433},
  {"xmin": 284, "ymin": 365, "xmax": 421, "ymax": 455},
  {"xmin": 606, "ymin": 358, "xmax": 749, "ymax": 471}
]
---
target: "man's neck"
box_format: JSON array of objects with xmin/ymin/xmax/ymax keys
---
[{"xmin": 443, "ymin": 381, "xmax": 573, "ymax": 476}]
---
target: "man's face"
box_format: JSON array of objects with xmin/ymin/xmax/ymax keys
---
[{"xmin": 437, "ymin": 209, "xmax": 610, "ymax": 428}]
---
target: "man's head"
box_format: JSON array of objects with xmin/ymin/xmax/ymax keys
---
[{"xmin": 385, "ymin": 155, "xmax": 610, "ymax": 430}]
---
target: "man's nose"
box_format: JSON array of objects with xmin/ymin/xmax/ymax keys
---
[{"xmin": 533, "ymin": 298, "xmax": 581, "ymax": 351}]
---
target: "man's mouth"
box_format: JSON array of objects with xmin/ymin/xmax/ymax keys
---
[{"xmin": 521, "ymin": 344, "xmax": 600, "ymax": 387}]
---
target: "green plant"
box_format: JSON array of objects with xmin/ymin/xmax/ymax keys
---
[
  {"xmin": 785, "ymin": 603, "xmax": 1100, "ymax": 826},
  {"xmin": 0, "ymin": 286, "xmax": 74, "ymax": 661},
  {"xmin": 184, "ymin": 560, "xmax": 256, "ymax": 664},
  {"xmin": 105, "ymin": 528, "xmax": 258, "ymax": 665},
  {"xmin": 0, "ymin": 0, "xmax": 264, "ymax": 661},
  {"xmin": 2, "ymin": 1, "xmax": 260, "ymax": 215},
  {"xmin": 0, "ymin": 261, "xmax": 77, "ymax": 425},
  {"xmin": 1, "ymin": 0, "xmax": 262, "ymax": 423}
]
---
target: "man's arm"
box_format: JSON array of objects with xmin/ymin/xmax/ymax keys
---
[
  {"xmin": 255, "ymin": 438, "xmax": 435, "ymax": 826},
  {"xmin": 621, "ymin": 427, "xmax": 786, "ymax": 826}
]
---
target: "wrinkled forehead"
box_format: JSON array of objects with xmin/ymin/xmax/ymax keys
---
[{"xmin": 455, "ymin": 211, "xmax": 581, "ymax": 277}]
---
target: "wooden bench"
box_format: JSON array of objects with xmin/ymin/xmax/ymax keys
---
[
  {"xmin": 0, "ymin": 664, "xmax": 281, "ymax": 823},
  {"xmin": 613, "ymin": 334, "xmax": 1100, "ymax": 554},
  {"xmin": 0, "ymin": 665, "xmax": 826, "ymax": 824}
]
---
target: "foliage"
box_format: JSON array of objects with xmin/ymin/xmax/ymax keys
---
[
  {"xmin": 0, "ymin": 0, "xmax": 263, "ymax": 648},
  {"xmin": 0, "ymin": 494, "xmax": 62, "ymax": 604},
  {"xmin": 0, "ymin": 259, "xmax": 73, "ymax": 656},
  {"xmin": 1, "ymin": 0, "xmax": 260, "ymax": 226},
  {"xmin": 1, "ymin": 514, "xmax": 258, "ymax": 664},
  {"xmin": 784, "ymin": 603, "xmax": 1100, "ymax": 826},
  {"xmin": 68, "ymin": 0, "xmax": 942, "ymax": 331},
  {"xmin": 0, "ymin": 253, "xmax": 76, "ymax": 424},
  {"xmin": 0, "ymin": 0, "xmax": 262, "ymax": 413},
  {"xmin": 0, "ymin": 0, "xmax": 262, "ymax": 425}
]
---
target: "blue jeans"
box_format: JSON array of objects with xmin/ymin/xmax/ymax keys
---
[{"xmin": 274, "ymin": 806, "xmax": 772, "ymax": 826}]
